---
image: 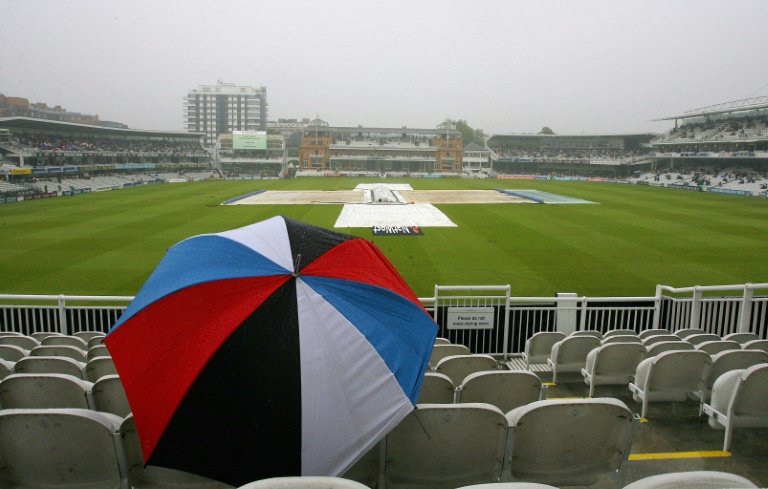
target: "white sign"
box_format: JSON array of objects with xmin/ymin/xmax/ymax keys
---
[{"xmin": 446, "ymin": 307, "xmax": 494, "ymax": 330}]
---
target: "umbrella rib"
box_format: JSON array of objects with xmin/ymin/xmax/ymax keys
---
[
  {"xmin": 293, "ymin": 253, "xmax": 302, "ymax": 277},
  {"xmin": 413, "ymin": 408, "xmax": 432, "ymax": 440}
]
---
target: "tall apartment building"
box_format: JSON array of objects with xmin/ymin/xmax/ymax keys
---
[{"xmin": 183, "ymin": 82, "xmax": 267, "ymax": 147}]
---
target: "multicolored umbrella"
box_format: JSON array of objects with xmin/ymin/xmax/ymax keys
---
[{"xmin": 104, "ymin": 216, "xmax": 437, "ymax": 486}]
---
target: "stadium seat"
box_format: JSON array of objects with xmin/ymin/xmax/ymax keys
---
[
  {"xmin": 91, "ymin": 374, "xmax": 131, "ymax": 417},
  {"xmin": 582, "ymin": 342, "xmax": 647, "ymax": 397},
  {"xmin": 646, "ymin": 341, "xmax": 694, "ymax": 357},
  {"xmin": 30, "ymin": 344, "xmax": 87, "ymax": 362},
  {"xmin": 503, "ymin": 398, "xmax": 637, "ymax": 486},
  {"xmin": 13, "ymin": 355, "xmax": 86, "ymax": 379},
  {"xmin": 0, "ymin": 359, "xmax": 12, "ymax": 381},
  {"xmin": 429, "ymin": 344, "xmax": 471, "ymax": 367},
  {"xmin": 743, "ymin": 339, "xmax": 768, "ymax": 353},
  {"xmin": 602, "ymin": 329, "xmax": 638, "ymax": 338},
  {"xmin": 570, "ymin": 330, "xmax": 604, "ymax": 340},
  {"xmin": 689, "ymin": 350, "xmax": 768, "ymax": 410},
  {"xmin": 673, "ymin": 328, "xmax": 707, "ymax": 339},
  {"xmin": 622, "ymin": 471, "xmax": 758, "ymax": 488},
  {"xmin": 637, "ymin": 328, "xmax": 670, "ymax": 340},
  {"xmin": 703, "ymin": 364, "xmax": 768, "ymax": 452},
  {"xmin": 0, "ymin": 408, "xmax": 125, "ymax": 489},
  {"xmin": 685, "ymin": 333, "xmax": 722, "ymax": 346},
  {"xmin": 237, "ymin": 477, "xmax": 369, "ymax": 489},
  {"xmin": 695, "ymin": 340, "xmax": 741, "ymax": 355},
  {"xmin": 74, "ymin": 330, "xmax": 106, "ymax": 343},
  {"xmin": 601, "ymin": 335, "xmax": 642, "ymax": 345},
  {"xmin": 417, "ymin": 372, "xmax": 456, "ymax": 404},
  {"xmin": 434, "ymin": 337, "xmax": 451, "ymax": 345},
  {"xmin": 435, "ymin": 354, "xmax": 499, "ymax": 385},
  {"xmin": 384, "ymin": 403, "xmax": 508, "ymax": 489},
  {"xmin": 457, "ymin": 370, "xmax": 545, "ymax": 412},
  {"xmin": 88, "ymin": 344, "xmax": 111, "ymax": 360},
  {"xmin": 0, "ymin": 335, "xmax": 39, "ymax": 350},
  {"xmin": 547, "ymin": 335, "xmax": 601, "ymax": 383},
  {"xmin": 30, "ymin": 331, "xmax": 64, "ymax": 341},
  {"xmin": 642, "ymin": 335, "xmax": 681, "ymax": 347},
  {"xmin": 85, "ymin": 355, "xmax": 118, "ymax": 382},
  {"xmin": 455, "ymin": 484, "xmax": 559, "ymax": 489},
  {"xmin": 629, "ymin": 350, "xmax": 712, "ymax": 419},
  {"xmin": 87, "ymin": 335, "xmax": 106, "ymax": 349},
  {"xmin": 0, "ymin": 373, "xmax": 93, "ymax": 409},
  {"xmin": 521, "ymin": 332, "xmax": 565, "ymax": 369},
  {"xmin": 723, "ymin": 332, "xmax": 760, "ymax": 345},
  {"xmin": 121, "ymin": 414, "xmax": 233, "ymax": 488},
  {"xmin": 41, "ymin": 334, "xmax": 88, "ymax": 350},
  {"xmin": 0, "ymin": 345, "xmax": 28, "ymax": 362}
]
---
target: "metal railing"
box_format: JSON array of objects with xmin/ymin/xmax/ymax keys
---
[{"xmin": 1, "ymin": 283, "xmax": 766, "ymax": 358}]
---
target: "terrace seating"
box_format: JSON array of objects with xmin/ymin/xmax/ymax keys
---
[
  {"xmin": 74, "ymin": 331, "xmax": 106, "ymax": 343},
  {"xmin": 429, "ymin": 344, "xmax": 471, "ymax": 367},
  {"xmin": 695, "ymin": 340, "xmax": 741, "ymax": 355},
  {"xmin": 689, "ymin": 349, "xmax": 768, "ymax": 410},
  {"xmin": 637, "ymin": 328, "xmax": 670, "ymax": 340},
  {"xmin": 602, "ymin": 329, "xmax": 638, "ymax": 338},
  {"xmin": 30, "ymin": 331, "xmax": 63, "ymax": 341},
  {"xmin": 642, "ymin": 335, "xmax": 681, "ymax": 347},
  {"xmin": 646, "ymin": 341, "xmax": 694, "ymax": 357},
  {"xmin": 41, "ymin": 334, "xmax": 88, "ymax": 350},
  {"xmin": 629, "ymin": 350, "xmax": 712, "ymax": 419},
  {"xmin": 743, "ymin": 339, "xmax": 768, "ymax": 353},
  {"xmin": 384, "ymin": 403, "xmax": 508, "ymax": 489},
  {"xmin": 417, "ymin": 372, "xmax": 456, "ymax": 404},
  {"xmin": 88, "ymin": 344, "xmax": 111, "ymax": 360},
  {"xmin": 435, "ymin": 354, "xmax": 499, "ymax": 385},
  {"xmin": 0, "ymin": 373, "xmax": 93, "ymax": 409},
  {"xmin": 0, "ymin": 335, "xmax": 39, "ymax": 350},
  {"xmin": 0, "ymin": 408, "xmax": 125, "ymax": 489},
  {"xmin": 457, "ymin": 370, "xmax": 546, "ymax": 412},
  {"xmin": 13, "ymin": 355, "xmax": 86, "ymax": 379},
  {"xmin": 85, "ymin": 356, "xmax": 118, "ymax": 382},
  {"xmin": 30, "ymin": 344, "xmax": 87, "ymax": 362},
  {"xmin": 723, "ymin": 332, "xmax": 760, "ymax": 345},
  {"xmin": 582, "ymin": 342, "xmax": 647, "ymax": 397},
  {"xmin": 570, "ymin": 330, "xmax": 603, "ymax": 340},
  {"xmin": 674, "ymin": 328, "xmax": 707, "ymax": 339},
  {"xmin": 503, "ymin": 398, "xmax": 637, "ymax": 486},
  {"xmin": 0, "ymin": 345, "xmax": 28, "ymax": 362},
  {"xmin": 547, "ymin": 335, "xmax": 601, "ymax": 383},
  {"xmin": 685, "ymin": 333, "xmax": 722, "ymax": 346},
  {"xmin": 622, "ymin": 471, "xmax": 758, "ymax": 488},
  {"xmin": 521, "ymin": 332, "xmax": 565, "ymax": 369},
  {"xmin": 703, "ymin": 364, "xmax": 768, "ymax": 452},
  {"xmin": 91, "ymin": 374, "xmax": 131, "ymax": 417},
  {"xmin": 602, "ymin": 335, "xmax": 642, "ymax": 345}
]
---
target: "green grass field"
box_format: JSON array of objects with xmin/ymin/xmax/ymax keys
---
[{"xmin": 1, "ymin": 178, "xmax": 767, "ymax": 299}]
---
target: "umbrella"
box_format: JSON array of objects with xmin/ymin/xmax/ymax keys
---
[{"xmin": 104, "ymin": 215, "xmax": 437, "ymax": 486}]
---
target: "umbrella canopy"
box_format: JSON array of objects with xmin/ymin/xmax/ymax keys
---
[{"xmin": 104, "ymin": 216, "xmax": 437, "ymax": 486}]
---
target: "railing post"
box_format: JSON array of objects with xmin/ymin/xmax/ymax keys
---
[
  {"xmin": 501, "ymin": 285, "xmax": 511, "ymax": 361},
  {"xmin": 57, "ymin": 294, "xmax": 68, "ymax": 334},
  {"xmin": 652, "ymin": 284, "xmax": 662, "ymax": 329},
  {"xmin": 555, "ymin": 293, "xmax": 578, "ymax": 334},
  {"xmin": 579, "ymin": 297, "xmax": 588, "ymax": 332},
  {"xmin": 689, "ymin": 286, "xmax": 702, "ymax": 330},
  {"xmin": 737, "ymin": 283, "xmax": 754, "ymax": 333}
]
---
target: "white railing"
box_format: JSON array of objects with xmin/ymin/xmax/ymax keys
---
[{"xmin": 1, "ymin": 283, "xmax": 766, "ymax": 357}]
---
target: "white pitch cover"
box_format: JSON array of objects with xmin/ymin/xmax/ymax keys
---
[{"xmin": 295, "ymin": 279, "xmax": 413, "ymax": 476}]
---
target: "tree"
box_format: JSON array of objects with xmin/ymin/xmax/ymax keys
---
[
  {"xmin": 444, "ymin": 118, "xmax": 487, "ymax": 146},
  {"xmin": 539, "ymin": 126, "xmax": 555, "ymax": 135}
]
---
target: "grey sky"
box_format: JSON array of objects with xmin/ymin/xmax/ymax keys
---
[{"xmin": 2, "ymin": 0, "xmax": 768, "ymax": 136}]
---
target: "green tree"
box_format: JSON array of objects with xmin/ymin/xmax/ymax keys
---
[
  {"xmin": 444, "ymin": 118, "xmax": 487, "ymax": 146},
  {"xmin": 539, "ymin": 126, "xmax": 555, "ymax": 135}
]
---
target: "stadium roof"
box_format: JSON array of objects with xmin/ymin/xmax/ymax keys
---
[
  {"xmin": 653, "ymin": 96, "xmax": 768, "ymax": 121},
  {"xmin": 0, "ymin": 116, "xmax": 203, "ymax": 139}
]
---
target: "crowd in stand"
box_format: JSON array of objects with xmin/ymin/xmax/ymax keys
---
[
  {"xmin": 656, "ymin": 113, "xmax": 768, "ymax": 144},
  {"xmin": 12, "ymin": 134, "xmax": 206, "ymax": 154},
  {"xmin": 493, "ymin": 147, "xmax": 652, "ymax": 161}
]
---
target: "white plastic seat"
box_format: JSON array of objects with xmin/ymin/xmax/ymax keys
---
[
  {"xmin": 74, "ymin": 330, "xmax": 106, "ymax": 343},
  {"xmin": 602, "ymin": 329, "xmax": 637, "ymax": 338},
  {"xmin": 435, "ymin": 354, "xmax": 498, "ymax": 385},
  {"xmin": 0, "ymin": 359, "xmax": 12, "ymax": 381},
  {"xmin": 0, "ymin": 408, "xmax": 125, "ymax": 489},
  {"xmin": 642, "ymin": 335, "xmax": 681, "ymax": 347},
  {"xmin": 41, "ymin": 334, "xmax": 88, "ymax": 350},
  {"xmin": 570, "ymin": 330, "xmax": 603, "ymax": 339},
  {"xmin": 237, "ymin": 477, "xmax": 369, "ymax": 488},
  {"xmin": 629, "ymin": 350, "xmax": 712, "ymax": 419},
  {"xmin": 429, "ymin": 344, "xmax": 471, "ymax": 367},
  {"xmin": 91, "ymin": 374, "xmax": 132, "ymax": 417},
  {"xmin": 85, "ymin": 355, "xmax": 118, "ymax": 382},
  {"xmin": 695, "ymin": 340, "xmax": 741, "ymax": 355},
  {"xmin": 0, "ymin": 335, "xmax": 39, "ymax": 350},
  {"xmin": 703, "ymin": 364, "xmax": 768, "ymax": 451},
  {"xmin": 685, "ymin": 333, "xmax": 722, "ymax": 346},
  {"xmin": 601, "ymin": 335, "xmax": 642, "ymax": 345},
  {"xmin": 582, "ymin": 342, "xmax": 647, "ymax": 397},
  {"xmin": 456, "ymin": 484, "xmax": 559, "ymax": 489},
  {"xmin": 88, "ymin": 344, "xmax": 111, "ymax": 360},
  {"xmin": 0, "ymin": 345, "xmax": 28, "ymax": 362},
  {"xmin": 637, "ymin": 328, "xmax": 670, "ymax": 340},
  {"xmin": 30, "ymin": 331, "xmax": 63, "ymax": 341},
  {"xmin": 689, "ymin": 349, "xmax": 768, "ymax": 408},
  {"xmin": 503, "ymin": 398, "xmax": 637, "ymax": 486},
  {"xmin": 547, "ymin": 335, "xmax": 601, "ymax": 383},
  {"xmin": 417, "ymin": 372, "xmax": 455, "ymax": 404},
  {"xmin": 385, "ymin": 403, "xmax": 508, "ymax": 489},
  {"xmin": 622, "ymin": 470, "xmax": 758, "ymax": 488},
  {"xmin": 743, "ymin": 339, "xmax": 768, "ymax": 353},
  {"xmin": 723, "ymin": 332, "xmax": 760, "ymax": 345},
  {"xmin": 521, "ymin": 332, "xmax": 565, "ymax": 369},
  {"xmin": 87, "ymin": 335, "xmax": 106, "ymax": 349},
  {"xmin": 674, "ymin": 328, "xmax": 707, "ymax": 339},
  {"xmin": 30, "ymin": 344, "xmax": 87, "ymax": 362},
  {"xmin": 457, "ymin": 370, "xmax": 545, "ymax": 412},
  {"xmin": 0, "ymin": 373, "xmax": 93, "ymax": 409},
  {"xmin": 434, "ymin": 337, "xmax": 451, "ymax": 345},
  {"xmin": 13, "ymin": 355, "xmax": 86, "ymax": 379},
  {"xmin": 121, "ymin": 414, "xmax": 234, "ymax": 488},
  {"xmin": 646, "ymin": 341, "xmax": 694, "ymax": 357}
]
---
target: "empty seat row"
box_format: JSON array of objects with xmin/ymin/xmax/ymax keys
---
[
  {"xmin": 0, "ymin": 342, "xmax": 110, "ymax": 363},
  {"xmin": 419, "ymin": 370, "xmax": 546, "ymax": 412},
  {"xmin": 0, "ymin": 331, "xmax": 106, "ymax": 349},
  {"xmin": 0, "ymin": 353, "xmax": 116, "ymax": 382}
]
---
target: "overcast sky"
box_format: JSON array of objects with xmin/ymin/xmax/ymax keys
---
[{"xmin": 2, "ymin": 0, "xmax": 768, "ymax": 136}]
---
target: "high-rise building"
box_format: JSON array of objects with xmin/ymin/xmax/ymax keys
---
[{"xmin": 183, "ymin": 81, "xmax": 267, "ymax": 147}]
